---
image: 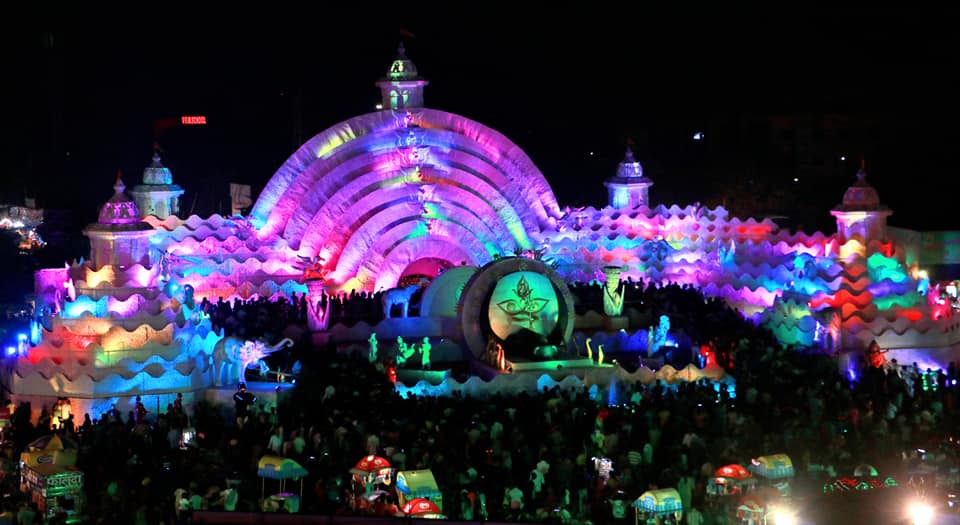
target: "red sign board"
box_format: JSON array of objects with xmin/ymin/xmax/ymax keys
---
[{"xmin": 181, "ymin": 116, "xmax": 207, "ymax": 125}]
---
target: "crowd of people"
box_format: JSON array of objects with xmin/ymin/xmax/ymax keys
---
[
  {"xmin": 1, "ymin": 282, "xmax": 959, "ymax": 524},
  {"xmin": 196, "ymin": 277, "xmax": 755, "ymax": 347},
  {"xmin": 199, "ymin": 294, "xmax": 307, "ymax": 341},
  {"xmin": 198, "ymin": 289, "xmax": 394, "ymax": 336}
]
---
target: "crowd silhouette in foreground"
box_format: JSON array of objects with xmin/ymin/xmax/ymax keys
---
[{"xmin": 1, "ymin": 282, "xmax": 958, "ymax": 524}]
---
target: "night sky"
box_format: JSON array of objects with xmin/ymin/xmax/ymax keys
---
[{"xmin": 2, "ymin": 6, "xmax": 959, "ymax": 238}]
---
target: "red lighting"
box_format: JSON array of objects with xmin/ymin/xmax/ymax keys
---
[{"xmin": 181, "ymin": 116, "xmax": 207, "ymax": 125}]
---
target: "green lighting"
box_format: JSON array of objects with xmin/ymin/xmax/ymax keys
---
[
  {"xmin": 421, "ymin": 202, "xmax": 442, "ymax": 219},
  {"xmin": 873, "ymin": 292, "xmax": 920, "ymax": 310},
  {"xmin": 316, "ymin": 128, "xmax": 360, "ymax": 159},
  {"xmin": 866, "ymin": 253, "xmax": 909, "ymax": 283},
  {"xmin": 409, "ymin": 221, "xmax": 430, "ymax": 239}
]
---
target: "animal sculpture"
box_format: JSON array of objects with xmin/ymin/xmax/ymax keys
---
[
  {"xmin": 382, "ymin": 280, "xmax": 427, "ymax": 318},
  {"xmin": 234, "ymin": 338, "xmax": 294, "ymax": 385},
  {"xmin": 212, "ymin": 334, "xmax": 294, "ymax": 386},
  {"xmin": 212, "ymin": 334, "xmax": 244, "ymax": 386}
]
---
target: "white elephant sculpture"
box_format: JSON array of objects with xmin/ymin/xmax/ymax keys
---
[
  {"xmin": 234, "ymin": 338, "xmax": 294, "ymax": 384},
  {"xmin": 212, "ymin": 334, "xmax": 295, "ymax": 386},
  {"xmin": 212, "ymin": 334, "xmax": 244, "ymax": 387}
]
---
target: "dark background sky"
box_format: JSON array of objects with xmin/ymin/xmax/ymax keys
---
[{"xmin": 2, "ymin": 5, "xmax": 959, "ymax": 240}]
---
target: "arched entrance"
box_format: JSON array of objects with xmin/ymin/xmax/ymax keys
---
[{"xmin": 248, "ymin": 109, "xmax": 563, "ymax": 293}]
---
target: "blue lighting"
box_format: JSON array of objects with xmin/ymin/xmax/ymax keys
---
[
  {"xmin": 30, "ymin": 320, "xmax": 41, "ymax": 345},
  {"xmin": 16, "ymin": 333, "xmax": 29, "ymax": 357},
  {"xmin": 5, "ymin": 347, "xmax": 15, "ymax": 357}
]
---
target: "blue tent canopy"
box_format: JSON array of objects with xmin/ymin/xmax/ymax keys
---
[
  {"xmin": 396, "ymin": 470, "xmax": 441, "ymax": 499},
  {"xmin": 634, "ymin": 488, "xmax": 683, "ymax": 517}
]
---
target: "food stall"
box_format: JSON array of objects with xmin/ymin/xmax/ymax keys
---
[
  {"xmin": 19, "ymin": 435, "xmax": 83, "ymax": 521},
  {"xmin": 402, "ymin": 497, "xmax": 446, "ymax": 519},
  {"xmin": 822, "ymin": 475, "xmax": 899, "ymax": 493},
  {"xmin": 735, "ymin": 495, "xmax": 764, "ymax": 525},
  {"xmin": 805, "ymin": 474, "xmax": 926, "ymax": 524},
  {"xmin": 732, "ymin": 486, "xmax": 784, "ymax": 525},
  {"xmin": 257, "ymin": 455, "xmax": 308, "ymax": 513},
  {"xmin": 749, "ymin": 454, "xmax": 794, "ymax": 496},
  {"xmin": 349, "ymin": 455, "xmax": 394, "ymax": 512},
  {"xmin": 21, "ymin": 465, "xmax": 84, "ymax": 520},
  {"xmin": 708, "ymin": 464, "xmax": 756, "ymax": 497},
  {"xmin": 395, "ymin": 469, "xmax": 442, "ymax": 512},
  {"xmin": 634, "ymin": 488, "xmax": 683, "ymax": 525}
]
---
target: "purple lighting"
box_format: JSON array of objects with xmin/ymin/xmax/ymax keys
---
[{"xmin": 12, "ymin": 45, "xmax": 958, "ymax": 417}]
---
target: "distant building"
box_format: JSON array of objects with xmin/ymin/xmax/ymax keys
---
[{"xmin": 0, "ymin": 201, "xmax": 45, "ymax": 253}]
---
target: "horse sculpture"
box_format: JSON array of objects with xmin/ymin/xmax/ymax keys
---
[{"xmin": 382, "ymin": 279, "xmax": 428, "ymax": 318}]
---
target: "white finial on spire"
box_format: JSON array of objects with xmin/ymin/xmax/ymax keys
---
[
  {"xmin": 114, "ymin": 170, "xmax": 126, "ymax": 194},
  {"xmin": 624, "ymin": 144, "xmax": 636, "ymax": 164}
]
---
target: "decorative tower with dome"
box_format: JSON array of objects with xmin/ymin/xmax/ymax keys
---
[
  {"xmin": 14, "ymin": 171, "xmax": 216, "ymax": 421},
  {"xmin": 603, "ymin": 146, "xmax": 654, "ymax": 209},
  {"xmin": 376, "ymin": 43, "xmax": 429, "ymax": 110},
  {"xmin": 83, "ymin": 171, "xmax": 156, "ymax": 271},
  {"xmin": 129, "ymin": 150, "xmax": 184, "ymax": 220},
  {"xmin": 830, "ymin": 161, "xmax": 893, "ymax": 247}
]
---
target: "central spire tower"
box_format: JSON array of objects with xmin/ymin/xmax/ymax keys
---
[{"xmin": 376, "ymin": 43, "xmax": 429, "ymax": 110}]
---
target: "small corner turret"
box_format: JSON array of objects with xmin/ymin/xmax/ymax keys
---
[
  {"xmin": 603, "ymin": 144, "xmax": 653, "ymax": 209},
  {"xmin": 830, "ymin": 160, "xmax": 892, "ymax": 246},
  {"xmin": 129, "ymin": 146, "xmax": 185, "ymax": 220}
]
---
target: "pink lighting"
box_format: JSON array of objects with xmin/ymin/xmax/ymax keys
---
[{"xmin": 15, "ymin": 48, "xmax": 959, "ymax": 415}]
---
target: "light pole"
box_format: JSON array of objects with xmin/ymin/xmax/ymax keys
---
[{"xmin": 275, "ymin": 385, "xmax": 282, "ymax": 425}]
